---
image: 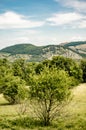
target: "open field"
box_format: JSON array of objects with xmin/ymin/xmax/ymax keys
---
[{"xmin": 0, "ymin": 84, "xmax": 86, "ymax": 130}]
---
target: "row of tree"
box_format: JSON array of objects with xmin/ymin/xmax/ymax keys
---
[
  {"xmin": 0, "ymin": 56, "xmax": 86, "ymax": 125},
  {"xmin": 0, "ymin": 56, "xmax": 86, "ymax": 104}
]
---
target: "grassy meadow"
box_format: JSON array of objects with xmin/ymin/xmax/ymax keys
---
[{"xmin": 0, "ymin": 84, "xmax": 86, "ymax": 130}]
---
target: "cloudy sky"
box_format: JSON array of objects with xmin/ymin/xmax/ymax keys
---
[{"xmin": 0, "ymin": 0, "xmax": 86, "ymax": 49}]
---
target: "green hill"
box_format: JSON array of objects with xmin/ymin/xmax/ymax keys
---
[
  {"xmin": 63, "ymin": 41, "xmax": 86, "ymax": 47},
  {"xmin": 0, "ymin": 41, "xmax": 86, "ymax": 61},
  {"xmin": 0, "ymin": 44, "xmax": 44, "ymax": 55},
  {"xmin": 61, "ymin": 41, "xmax": 86, "ymax": 58}
]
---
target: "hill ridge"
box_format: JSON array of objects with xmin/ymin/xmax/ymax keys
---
[{"xmin": 0, "ymin": 41, "xmax": 86, "ymax": 61}]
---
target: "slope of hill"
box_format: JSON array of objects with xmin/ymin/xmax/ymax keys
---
[
  {"xmin": 0, "ymin": 44, "xmax": 44, "ymax": 55},
  {"xmin": 61, "ymin": 41, "xmax": 86, "ymax": 58},
  {"xmin": 0, "ymin": 41, "xmax": 86, "ymax": 62},
  {"xmin": 62, "ymin": 41, "xmax": 86, "ymax": 47}
]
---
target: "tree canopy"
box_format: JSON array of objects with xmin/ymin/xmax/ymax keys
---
[{"xmin": 29, "ymin": 67, "xmax": 72, "ymax": 125}]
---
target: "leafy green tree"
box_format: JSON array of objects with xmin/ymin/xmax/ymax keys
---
[
  {"xmin": 0, "ymin": 58, "xmax": 9, "ymax": 67},
  {"xmin": 35, "ymin": 63, "xmax": 44, "ymax": 74},
  {"xmin": 12, "ymin": 59, "xmax": 26, "ymax": 79},
  {"xmin": 29, "ymin": 67, "xmax": 72, "ymax": 126},
  {"xmin": 50, "ymin": 56, "xmax": 82, "ymax": 84},
  {"xmin": 0, "ymin": 58, "xmax": 12, "ymax": 93},
  {"xmin": 42, "ymin": 59, "xmax": 52, "ymax": 68},
  {"xmin": 24, "ymin": 62, "xmax": 36, "ymax": 84},
  {"xmin": 3, "ymin": 75, "xmax": 27, "ymax": 104}
]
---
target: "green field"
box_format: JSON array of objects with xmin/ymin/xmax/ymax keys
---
[{"xmin": 0, "ymin": 84, "xmax": 86, "ymax": 130}]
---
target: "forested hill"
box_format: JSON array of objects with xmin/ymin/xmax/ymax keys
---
[
  {"xmin": 0, "ymin": 44, "xmax": 59, "ymax": 55},
  {"xmin": 0, "ymin": 41, "xmax": 86, "ymax": 61},
  {"xmin": 0, "ymin": 44, "xmax": 44, "ymax": 55},
  {"xmin": 61, "ymin": 41, "xmax": 86, "ymax": 47}
]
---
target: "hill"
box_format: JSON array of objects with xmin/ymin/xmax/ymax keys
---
[
  {"xmin": 61, "ymin": 41, "xmax": 86, "ymax": 58},
  {"xmin": 0, "ymin": 44, "xmax": 44, "ymax": 55},
  {"xmin": 0, "ymin": 41, "xmax": 86, "ymax": 61}
]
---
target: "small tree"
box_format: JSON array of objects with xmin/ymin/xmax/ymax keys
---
[
  {"xmin": 29, "ymin": 67, "xmax": 72, "ymax": 126},
  {"xmin": 3, "ymin": 75, "xmax": 27, "ymax": 104}
]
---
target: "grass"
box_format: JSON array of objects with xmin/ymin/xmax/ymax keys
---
[
  {"xmin": 0, "ymin": 94, "xmax": 18, "ymax": 119},
  {"xmin": 0, "ymin": 83, "xmax": 86, "ymax": 130},
  {"xmin": 67, "ymin": 83, "xmax": 86, "ymax": 114}
]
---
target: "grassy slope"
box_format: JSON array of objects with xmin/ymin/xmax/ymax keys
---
[
  {"xmin": 0, "ymin": 84, "xmax": 86, "ymax": 130},
  {"xmin": 72, "ymin": 83, "xmax": 86, "ymax": 113},
  {"xmin": 63, "ymin": 83, "xmax": 86, "ymax": 115}
]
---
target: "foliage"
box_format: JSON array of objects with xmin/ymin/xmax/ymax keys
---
[
  {"xmin": 0, "ymin": 115, "xmax": 86, "ymax": 130},
  {"xmin": 3, "ymin": 75, "xmax": 27, "ymax": 104},
  {"xmin": 12, "ymin": 59, "xmax": 26, "ymax": 78},
  {"xmin": 48, "ymin": 56, "xmax": 82, "ymax": 85},
  {"xmin": 0, "ymin": 83, "xmax": 86, "ymax": 130},
  {"xmin": 80, "ymin": 59, "xmax": 86, "ymax": 82},
  {"xmin": 0, "ymin": 56, "xmax": 83, "ymax": 105},
  {"xmin": 35, "ymin": 63, "xmax": 44, "ymax": 74},
  {"xmin": 0, "ymin": 44, "xmax": 44, "ymax": 55},
  {"xmin": 63, "ymin": 41, "xmax": 86, "ymax": 47},
  {"xmin": 29, "ymin": 67, "xmax": 72, "ymax": 126},
  {"xmin": 0, "ymin": 58, "xmax": 12, "ymax": 93}
]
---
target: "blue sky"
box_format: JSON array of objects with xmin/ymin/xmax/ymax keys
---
[{"xmin": 0, "ymin": 0, "xmax": 86, "ymax": 49}]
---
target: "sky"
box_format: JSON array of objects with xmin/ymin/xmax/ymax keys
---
[{"xmin": 0, "ymin": 0, "xmax": 86, "ymax": 49}]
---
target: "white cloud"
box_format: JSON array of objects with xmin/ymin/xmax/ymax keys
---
[
  {"xmin": 47, "ymin": 12, "xmax": 82, "ymax": 26},
  {"xmin": 55, "ymin": 0, "xmax": 86, "ymax": 13},
  {"xmin": 70, "ymin": 35, "xmax": 86, "ymax": 42},
  {"xmin": 53, "ymin": 0, "xmax": 86, "ymax": 28},
  {"xmin": 0, "ymin": 11, "xmax": 44, "ymax": 29},
  {"xmin": 78, "ymin": 20, "xmax": 86, "ymax": 28}
]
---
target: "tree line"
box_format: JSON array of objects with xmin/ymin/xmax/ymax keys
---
[{"xmin": 0, "ymin": 56, "xmax": 86, "ymax": 125}]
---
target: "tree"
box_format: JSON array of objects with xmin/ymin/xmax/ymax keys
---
[
  {"xmin": 29, "ymin": 67, "xmax": 72, "ymax": 126},
  {"xmin": 50, "ymin": 56, "xmax": 82, "ymax": 85},
  {"xmin": 12, "ymin": 59, "xmax": 26, "ymax": 79},
  {"xmin": 3, "ymin": 75, "xmax": 27, "ymax": 104},
  {"xmin": 0, "ymin": 58, "xmax": 12, "ymax": 93},
  {"xmin": 35, "ymin": 63, "xmax": 44, "ymax": 74}
]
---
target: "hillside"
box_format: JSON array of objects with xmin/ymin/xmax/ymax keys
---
[
  {"xmin": 0, "ymin": 41, "xmax": 86, "ymax": 61},
  {"xmin": 61, "ymin": 41, "xmax": 86, "ymax": 47},
  {"xmin": 61, "ymin": 41, "xmax": 86, "ymax": 58},
  {"xmin": 0, "ymin": 44, "xmax": 44, "ymax": 55}
]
